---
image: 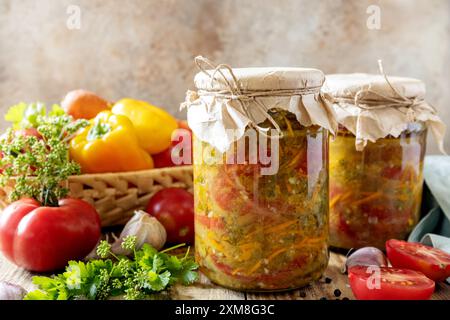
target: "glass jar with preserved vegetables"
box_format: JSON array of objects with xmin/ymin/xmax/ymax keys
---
[
  {"xmin": 323, "ymin": 73, "xmax": 446, "ymax": 250},
  {"xmin": 182, "ymin": 57, "xmax": 338, "ymax": 291}
]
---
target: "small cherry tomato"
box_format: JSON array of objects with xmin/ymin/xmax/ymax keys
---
[
  {"xmin": 386, "ymin": 239, "xmax": 450, "ymax": 281},
  {"xmin": 348, "ymin": 266, "xmax": 435, "ymax": 300}
]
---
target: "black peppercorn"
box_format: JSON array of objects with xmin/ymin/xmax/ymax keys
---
[{"xmin": 334, "ymin": 289, "xmax": 342, "ymax": 297}]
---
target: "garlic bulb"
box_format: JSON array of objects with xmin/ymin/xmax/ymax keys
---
[
  {"xmin": 0, "ymin": 281, "xmax": 27, "ymax": 300},
  {"xmin": 110, "ymin": 210, "xmax": 167, "ymax": 255}
]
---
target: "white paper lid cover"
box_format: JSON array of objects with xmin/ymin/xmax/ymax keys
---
[
  {"xmin": 322, "ymin": 73, "xmax": 445, "ymax": 153},
  {"xmin": 194, "ymin": 67, "xmax": 325, "ymax": 91},
  {"xmin": 323, "ymin": 73, "xmax": 426, "ymax": 100}
]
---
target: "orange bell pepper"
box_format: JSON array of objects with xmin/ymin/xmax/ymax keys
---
[{"xmin": 70, "ymin": 111, "xmax": 154, "ymax": 173}]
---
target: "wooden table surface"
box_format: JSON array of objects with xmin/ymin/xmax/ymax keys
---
[{"xmin": 1, "ymin": 251, "xmax": 449, "ymax": 300}]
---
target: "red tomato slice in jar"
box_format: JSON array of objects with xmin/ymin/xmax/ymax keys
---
[
  {"xmin": 211, "ymin": 173, "xmax": 255, "ymax": 215},
  {"xmin": 381, "ymin": 165, "xmax": 403, "ymax": 180},
  {"xmin": 386, "ymin": 239, "xmax": 450, "ymax": 282},
  {"xmin": 348, "ymin": 266, "xmax": 435, "ymax": 300},
  {"xmin": 209, "ymin": 253, "xmax": 308, "ymax": 288},
  {"xmin": 211, "ymin": 164, "xmax": 261, "ymax": 214},
  {"xmin": 195, "ymin": 214, "xmax": 225, "ymax": 231},
  {"xmin": 337, "ymin": 210, "xmax": 358, "ymax": 240}
]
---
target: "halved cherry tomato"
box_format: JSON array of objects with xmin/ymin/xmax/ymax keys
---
[
  {"xmin": 386, "ymin": 239, "xmax": 450, "ymax": 281},
  {"xmin": 348, "ymin": 266, "xmax": 435, "ymax": 300}
]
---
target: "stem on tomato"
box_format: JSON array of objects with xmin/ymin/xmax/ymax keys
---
[{"xmin": 40, "ymin": 187, "xmax": 59, "ymax": 207}]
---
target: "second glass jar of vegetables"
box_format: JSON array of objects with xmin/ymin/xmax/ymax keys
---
[
  {"xmin": 323, "ymin": 73, "xmax": 446, "ymax": 250},
  {"xmin": 182, "ymin": 65, "xmax": 338, "ymax": 291}
]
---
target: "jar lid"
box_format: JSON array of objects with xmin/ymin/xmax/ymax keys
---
[
  {"xmin": 322, "ymin": 72, "xmax": 445, "ymax": 153},
  {"xmin": 323, "ymin": 73, "xmax": 426, "ymax": 101},
  {"xmin": 194, "ymin": 67, "xmax": 325, "ymax": 92},
  {"xmin": 181, "ymin": 57, "xmax": 337, "ymax": 153}
]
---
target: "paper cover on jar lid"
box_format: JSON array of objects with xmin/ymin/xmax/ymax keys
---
[
  {"xmin": 194, "ymin": 67, "xmax": 325, "ymax": 91},
  {"xmin": 180, "ymin": 56, "xmax": 338, "ymax": 153},
  {"xmin": 322, "ymin": 64, "xmax": 446, "ymax": 152},
  {"xmin": 324, "ymin": 73, "xmax": 426, "ymax": 101}
]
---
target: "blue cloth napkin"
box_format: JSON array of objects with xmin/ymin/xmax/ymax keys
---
[{"xmin": 408, "ymin": 155, "xmax": 450, "ymax": 282}]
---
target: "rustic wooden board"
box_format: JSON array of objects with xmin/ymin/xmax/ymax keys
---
[{"xmin": 1, "ymin": 251, "xmax": 449, "ymax": 300}]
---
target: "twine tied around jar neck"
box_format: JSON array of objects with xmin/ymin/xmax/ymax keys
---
[
  {"xmin": 329, "ymin": 60, "xmax": 437, "ymax": 121},
  {"xmin": 193, "ymin": 56, "xmax": 322, "ymax": 139}
]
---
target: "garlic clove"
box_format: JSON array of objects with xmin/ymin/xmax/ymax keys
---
[
  {"xmin": 0, "ymin": 281, "xmax": 27, "ymax": 300},
  {"xmin": 110, "ymin": 210, "xmax": 167, "ymax": 256}
]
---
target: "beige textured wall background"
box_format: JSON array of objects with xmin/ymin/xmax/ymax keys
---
[{"xmin": 0, "ymin": 0, "xmax": 449, "ymax": 153}]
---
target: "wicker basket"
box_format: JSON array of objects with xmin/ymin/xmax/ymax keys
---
[{"xmin": 0, "ymin": 166, "xmax": 193, "ymax": 227}]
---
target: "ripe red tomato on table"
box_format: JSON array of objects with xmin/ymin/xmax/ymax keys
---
[
  {"xmin": 146, "ymin": 188, "xmax": 194, "ymax": 244},
  {"xmin": 386, "ymin": 239, "xmax": 450, "ymax": 281},
  {"xmin": 348, "ymin": 266, "xmax": 435, "ymax": 300},
  {"xmin": 0, "ymin": 198, "xmax": 101, "ymax": 272}
]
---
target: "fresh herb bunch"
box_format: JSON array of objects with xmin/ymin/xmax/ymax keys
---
[
  {"xmin": 24, "ymin": 236, "xmax": 199, "ymax": 300},
  {"xmin": 0, "ymin": 103, "xmax": 88, "ymax": 206},
  {"xmin": 5, "ymin": 102, "xmax": 66, "ymax": 129}
]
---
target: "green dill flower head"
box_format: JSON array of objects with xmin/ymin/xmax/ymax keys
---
[
  {"xmin": 96, "ymin": 240, "xmax": 111, "ymax": 259},
  {"xmin": 121, "ymin": 235, "xmax": 137, "ymax": 251},
  {"xmin": 125, "ymin": 287, "xmax": 143, "ymax": 300},
  {"xmin": 98, "ymin": 268, "xmax": 110, "ymax": 282},
  {"xmin": 112, "ymin": 278, "xmax": 123, "ymax": 290},
  {"xmin": 117, "ymin": 258, "xmax": 132, "ymax": 275}
]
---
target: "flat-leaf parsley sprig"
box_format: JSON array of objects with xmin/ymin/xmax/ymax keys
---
[{"xmin": 24, "ymin": 235, "xmax": 199, "ymax": 300}]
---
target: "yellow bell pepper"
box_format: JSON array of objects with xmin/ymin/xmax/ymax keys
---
[
  {"xmin": 111, "ymin": 98, "xmax": 178, "ymax": 154},
  {"xmin": 70, "ymin": 111, "xmax": 154, "ymax": 173}
]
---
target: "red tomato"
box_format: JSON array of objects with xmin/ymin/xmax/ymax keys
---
[
  {"xmin": 152, "ymin": 147, "xmax": 176, "ymax": 168},
  {"xmin": 0, "ymin": 198, "xmax": 101, "ymax": 272},
  {"xmin": 348, "ymin": 266, "xmax": 435, "ymax": 300},
  {"xmin": 146, "ymin": 188, "xmax": 194, "ymax": 244},
  {"xmin": 0, "ymin": 129, "xmax": 43, "ymax": 173},
  {"xmin": 14, "ymin": 128, "xmax": 42, "ymax": 139},
  {"xmin": 153, "ymin": 127, "xmax": 192, "ymax": 168},
  {"xmin": 386, "ymin": 239, "xmax": 450, "ymax": 281}
]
